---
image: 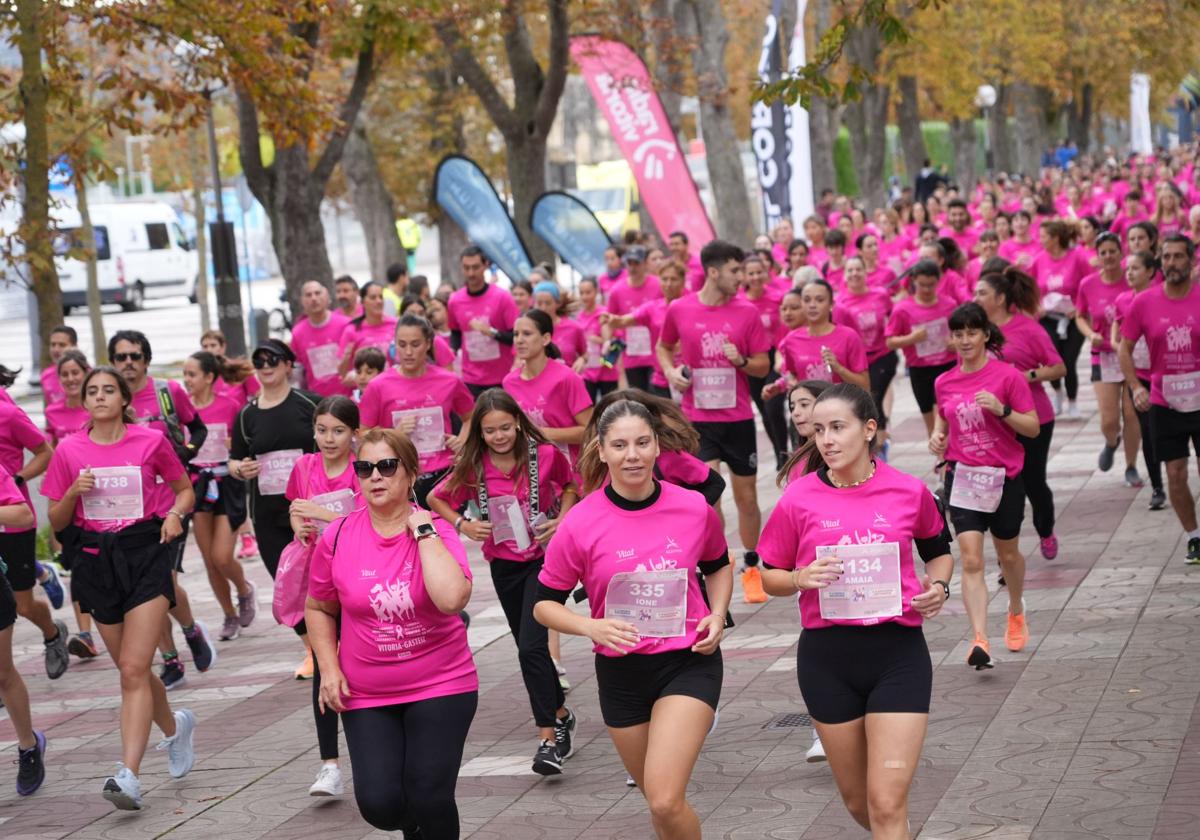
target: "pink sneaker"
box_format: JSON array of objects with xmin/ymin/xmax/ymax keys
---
[
  {"xmin": 237, "ymin": 534, "xmax": 259, "ymax": 559},
  {"xmin": 1040, "ymin": 534, "xmax": 1058, "ymax": 560}
]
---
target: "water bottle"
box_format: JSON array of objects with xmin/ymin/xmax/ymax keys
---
[{"xmin": 602, "ymin": 338, "xmax": 626, "ymax": 369}]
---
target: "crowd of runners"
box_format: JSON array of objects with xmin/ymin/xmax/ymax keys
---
[{"xmin": 2, "ymin": 144, "xmax": 1200, "ymax": 839}]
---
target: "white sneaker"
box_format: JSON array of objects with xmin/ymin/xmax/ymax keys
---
[
  {"xmin": 102, "ymin": 764, "xmax": 143, "ymax": 810},
  {"xmin": 625, "ymin": 773, "xmax": 637, "ymax": 787},
  {"xmin": 156, "ymin": 708, "xmax": 197, "ymax": 778},
  {"xmin": 1067, "ymin": 400, "xmax": 1081, "ymax": 419},
  {"xmin": 707, "ymin": 708, "xmax": 720, "ymax": 737},
  {"xmin": 806, "ymin": 730, "xmax": 827, "ymax": 763},
  {"xmin": 309, "ymin": 763, "xmax": 344, "ymax": 796},
  {"xmin": 1053, "ymin": 390, "xmax": 1063, "ymax": 416}
]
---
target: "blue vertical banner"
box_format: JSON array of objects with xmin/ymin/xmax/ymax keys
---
[
  {"xmin": 529, "ymin": 192, "xmax": 612, "ymax": 277},
  {"xmin": 434, "ymin": 155, "xmax": 533, "ymax": 282}
]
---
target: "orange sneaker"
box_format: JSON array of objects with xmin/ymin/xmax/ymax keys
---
[
  {"xmin": 1005, "ymin": 601, "xmax": 1029, "ymax": 652},
  {"xmin": 294, "ymin": 649, "xmax": 314, "ymax": 680},
  {"xmin": 741, "ymin": 566, "xmax": 768, "ymax": 604},
  {"xmin": 967, "ymin": 635, "xmax": 993, "ymax": 670}
]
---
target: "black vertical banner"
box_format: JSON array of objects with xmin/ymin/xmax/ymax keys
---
[{"xmin": 753, "ymin": 0, "xmax": 791, "ymax": 231}]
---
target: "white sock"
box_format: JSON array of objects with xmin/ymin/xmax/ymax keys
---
[{"xmin": 1187, "ymin": 529, "xmax": 1200, "ymax": 540}]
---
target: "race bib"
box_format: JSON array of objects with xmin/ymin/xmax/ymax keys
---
[
  {"xmin": 1042, "ymin": 292, "xmax": 1074, "ymax": 315},
  {"xmin": 1098, "ymin": 351, "xmax": 1124, "ymax": 384},
  {"xmin": 464, "ymin": 330, "xmax": 501, "ymax": 362},
  {"xmin": 392, "ymin": 407, "xmax": 445, "ymax": 455},
  {"xmin": 692, "ymin": 367, "xmax": 737, "ymax": 410},
  {"xmin": 257, "ymin": 449, "xmax": 303, "ymax": 496},
  {"xmin": 489, "ymin": 494, "xmax": 531, "ymax": 551},
  {"xmin": 949, "ymin": 464, "xmax": 1005, "ymax": 513},
  {"xmin": 307, "ymin": 343, "xmax": 340, "ymax": 380},
  {"xmin": 194, "ymin": 423, "xmax": 229, "ymax": 465},
  {"xmin": 915, "ymin": 318, "xmax": 950, "ymax": 358},
  {"xmin": 311, "ymin": 488, "xmax": 356, "ymax": 533},
  {"xmin": 816, "ymin": 542, "xmax": 902, "ymax": 622},
  {"xmin": 82, "ymin": 466, "xmax": 144, "ymax": 522},
  {"xmin": 604, "ymin": 568, "xmax": 688, "ymax": 638},
  {"xmin": 625, "ymin": 326, "xmax": 652, "ymax": 357},
  {"xmin": 1132, "ymin": 337, "xmax": 1151, "ymax": 370},
  {"xmin": 1163, "ymin": 371, "xmax": 1200, "ymax": 413}
]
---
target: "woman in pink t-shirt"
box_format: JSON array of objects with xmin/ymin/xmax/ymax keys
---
[
  {"xmin": 428, "ymin": 390, "xmax": 579, "ymax": 776},
  {"xmin": 199, "ymin": 330, "xmax": 261, "ymax": 408},
  {"xmin": 771, "ymin": 279, "xmax": 869, "ymax": 393},
  {"xmin": 576, "ymin": 277, "xmax": 619, "ymax": 401},
  {"xmin": 398, "ymin": 296, "xmax": 456, "ymax": 369},
  {"xmin": 756, "ymin": 383, "xmax": 952, "ymax": 839},
  {"xmin": 306, "ymin": 428, "xmax": 475, "ymax": 837},
  {"xmin": 602, "ymin": 261, "xmax": 689, "ymax": 400},
  {"xmin": 532, "ymin": 282, "xmax": 587, "ymax": 368},
  {"xmin": 997, "ymin": 210, "xmax": 1040, "ymax": 270},
  {"xmin": 930, "ymin": 304, "xmax": 1039, "ymax": 671},
  {"xmin": 535, "ymin": 399, "xmax": 731, "ymax": 837},
  {"xmin": 774, "ymin": 379, "xmax": 832, "ymax": 487},
  {"xmin": 41, "ymin": 367, "xmax": 197, "ymax": 811},
  {"xmin": 1031, "ymin": 221, "xmax": 1089, "ymax": 418},
  {"xmin": 45, "ymin": 349, "xmax": 92, "ymax": 445},
  {"xmin": 336, "ymin": 283, "xmax": 398, "ymax": 386},
  {"xmin": 835, "ymin": 256, "xmax": 897, "ymax": 437}
]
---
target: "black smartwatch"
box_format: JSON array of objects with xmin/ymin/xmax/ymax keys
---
[
  {"xmin": 1001, "ymin": 404, "xmax": 1013, "ymax": 418},
  {"xmin": 414, "ymin": 523, "xmax": 438, "ymax": 542},
  {"xmin": 13, "ymin": 474, "xmax": 24, "ymax": 488},
  {"xmin": 932, "ymin": 579, "xmax": 951, "ymax": 598}
]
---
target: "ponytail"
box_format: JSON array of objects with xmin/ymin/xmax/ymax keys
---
[{"xmin": 980, "ymin": 265, "xmax": 1041, "ymax": 317}]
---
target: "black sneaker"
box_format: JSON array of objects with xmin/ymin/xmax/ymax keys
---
[
  {"xmin": 532, "ymin": 739, "xmax": 563, "ymax": 776},
  {"xmin": 44, "ymin": 620, "xmax": 69, "ymax": 680},
  {"xmin": 184, "ymin": 620, "xmax": 217, "ymax": 672},
  {"xmin": 16, "ymin": 731, "xmax": 46, "ymax": 796},
  {"xmin": 1149, "ymin": 488, "xmax": 1166, "ymax": 510},
  {"xmin": 1098, "ymin": 440, "xmax": 1118, "ymax": 472},
  {"xmin": 554, "ymin": 708, "xmax": 577, "ymax": 760},
  {"xmin": 160, "ymin": 659, "xmax": 187, "ymax": 691},
  {"xmin": 1187, "ymin": 537, "xmax": 1200, "ymax": 566}
]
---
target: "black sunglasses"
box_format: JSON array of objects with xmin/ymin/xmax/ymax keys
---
[
  {"xmin": 252, "ymin": 353, "xmax": 284, "ymax": 369},
  {"xmin": 112, "ymin": 352, "xmax": 144, "ymax": 363},
  {"xmin": 353, "ymin": 458, "xmax": 400, "ymax": 479}
]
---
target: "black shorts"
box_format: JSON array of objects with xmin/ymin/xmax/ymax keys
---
[
  {"xmin": 1150, "ymin": 404, "xmax": 1200, "ymax": 463},
  {"xmin": 595, "ymin": 648, "xmax": 723, "ymax": 728},
  {"xmin": 909, "ymin": 361, "xmax": 956, "ymax": 414},
  {"xmin": 625, "ymin": 366, "xmax": 653, "ymax": 392},
  {"xmin": 944, "ymin": 467, "xmax": 1025, "ymax": 541},
  {"xmin": 868, "ymin": 352, "xmax": 900, "ymax": 426},
  {"xmin": 73, "ymin": 527, "xmax": 177, "ymax": 625},
  {"xmin": 414, "ymin": 468, "xmax": 450, "ymax": 510},
  {"xmin": 193, "ymin": 474, "xmax": 248, "ymax": 530},
  {"xmin": 798, "ymin": 623, "xmax": 931, "ymax": 724},
  {"xmin": 0, "ymin": 529, "xmax": 38, "ymax": 592},
  {"xmin": 695, "ymin": 419, "xmax": 758, "ymax": 477},
  {"xmin": 0, "ymin": 571, "xmax": 16, "ymax": 631},
  {"xmin": 166, "ymin": 517, "xmax": 191, "ymax": 573}
]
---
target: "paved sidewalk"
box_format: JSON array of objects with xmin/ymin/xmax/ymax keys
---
[{"xmin": 1, "ymin": 374, "xmax": 1199, "ymax": 839}]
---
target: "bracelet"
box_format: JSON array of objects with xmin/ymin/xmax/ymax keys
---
[
  {"xmin": 454, "ymin": 516, "xmax": 464, "ymax": 533},
  {"xmin": 791, "ymin": 568, "xmax": 804, "ymax": 593},
  {"xmin": 167, "ymin": 510, "xmax": 184, "ymax": 520}
]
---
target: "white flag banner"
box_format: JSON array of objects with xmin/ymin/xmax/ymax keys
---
[
  {"xmin": 786, "ymin": 0, "xmax": 815, "ymax": 223},
  {"xmin": 1130, "ymin": 73, "xmax": 1153, "ymax": 156}
]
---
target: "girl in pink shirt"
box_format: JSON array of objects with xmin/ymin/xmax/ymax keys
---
[
  {"xmin": 428, "ymin": 391, "xmax": 579, "ymax": 776},
  {"xmin": 45, "ymin": 350, "xmax": 92, "ymax": 445},
  {"xmin": 997, "ymin": 210, "xmax": 1040, "ymax": 270},
  {"xmin": 886, "ymin": 261, "xmax": 960, "ymax": 434},
  {"xmin": 535, "ymin": 399, "xmax": 731, "ymax": 836},
  {"xmin": 835, "ymin": 256, "xmax": 897, "ymax": 438},
  {"xmin": 41, "ymin": 367, "xmax": 197, "ymax": 811},
  {"xmin": 576, "ymin": 277, "xmax": 619, "ymax": 401},
  {"xmin": 930, "ymin": 304, "xmax": 1039, "ymax": 671},
  {"xmin": 756, "ymin": 384, "xmax": 952, "ymax": 839},
  {"xmin": 305, "ymin": 428, "xmax": 476, "ymax": 836},
  {"xmin": 199, "ymin": 329, "xmax": 261, "ymax": 407},
  {"xmin": 337, "ymin": 283, "xmax": 398, "ymax": 387},
  {"xmin": 532, "ymin": 282, "xmax": 587, "ymax": 368},
  {"xmin": 602, "ymin": 262, "xmax": 689, "ymax": 399},
  {"xmin": 1113, "ymin": 252, "xmax": 1164, "ymax": 508},
  {"xmin": 773, "ymin": 279, "xmax": 869, "ymax": 391},
  {"xmin": 858, "ymin": 231, "xmax": 899, "ymax": 292},
  {"xmin": 1032, "ymin": 221, "xmax": 1089, "ymax": 417}
]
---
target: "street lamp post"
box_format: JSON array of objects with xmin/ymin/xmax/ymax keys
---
[
  {"xmin": 976, "ymin": 84, "xmax": 998, "ymax": 176},
  {"xmin": 204, "ymin": 91, "xmax": 247, "ymax": 357}
]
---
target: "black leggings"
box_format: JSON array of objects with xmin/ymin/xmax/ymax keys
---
[
  {"xmin": 1018, "ymin": 420, "xmax": 1056, "ymax": 539},
  {"xmin": 625, "ymin": 366, "xmax": 652, "ymax": 392},
  {"xmin": 868, "ymin": 351, "xmax": 900, "ymax": 429},
  {"xmin": 748, "ymin": 361, "xmax": 789, "ymax": 466},
  {"xmin": 1040, "ymin": 316, "xmax": 1085, "ymax": 401},
  {"xmin": 1133, "ymin": 379, "xmax": 1164, "ymax": 491},
  {"xmin": 586, "ymin": 379, "xmax": 618, "ymax": 403},
  {"xmin": 490, "ymin": 557, "xmax": 565, "ymax": 727},
  {"xmin": 311, "ymin": 644, "xmax": 340, "ymax": 761},
  {"xmin": 255, "ymin": 517, "xmax": 306, "ymax": 637},
  {"xmin": 342, "ymin": 691, "xmax": 477, "ymax": 837}
]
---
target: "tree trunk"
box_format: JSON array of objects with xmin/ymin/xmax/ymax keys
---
[
  {"xmin": 16, "ymin": 0, "xmax": 61, "ymax": 368},
  {"xmin": 73, "ymin": 170, "xmax": 106, "ymax": 362},
  {"xmin": 186, "ymin": 127, "xmax": 210, "ymax": 333},
  {"xmin": 989, "ymin": 83, "xmax": 1013, "ymax": 175},
  {"xmin": 807, "ymin": 0, "xmax": 841, "ymax": 204},
  {"xmin": 647, "ymin": 0, "xmax": 688, "ymax": 141},
  {"xmin": 437, "ymin": 214, "xmax": 469, "ymax": 293},
  {"xmin": 843, "ymin": 24, "xmax": 889, "ymax": 211},
  {"xmin": 343, "ymin": 117, "xmax": 406, "ymax": 285},
  {"xmin": 1011, "ymin": 82, "xmax": 1045, "ymax": 177},
  {"xmin": 951, "ymin": 117, "xmax": 977, "ymax": 195},
  {"xmin": 896, "ymin": 75, "xmax": 926, "ymax": 183},
  {"xmin": 502, "ymin": 134, "xmax": 551, "ymax": 267},
  {"xmin": 1068, "ymin": 82, "xmax": 1094, "ymax": 152}
]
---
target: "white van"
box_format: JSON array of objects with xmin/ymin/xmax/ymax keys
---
[
  {"xmin": 52, "ymin": 206, "xmax": 128, "ymax": 314},
  {"xmin": 88, "ymin": 202, "xmax": 199, "ymax": 309}
]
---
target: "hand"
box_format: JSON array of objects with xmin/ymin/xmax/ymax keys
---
[
  {"xmin": 237, "ymin": 458, "xmax": 261, "ymax": 480},
  {"xmin": 445, "ymin": 432, "xmax": 465, "ymax": 454},
  {"xmin": 469, "ymin": 318, "xmax": 493, "ymax": 336},
  {"xmin": 722, "ymin": 342, "xmax": 744, "ymax": 366},
  {"xmin": 587, "ymin": 617, "xmax": 640, "ymax": 655},
  {"xmin": 341, "ymin": 371, "xmax": 357, "ymax": 388},
  {"xmin": 461, "ymin": 520, "xmax": 493, "ymax": 542},
  {"xmin": 820, "ymin": 345, "xmax": 838, "ymax": 368},
  {"xmin": 294, "ymin": 520, "xmax": 318, "ymax": 544},
  {"xmin": 761, "ymin": 380, "xmax": 782, "ymax": 400},
  {"xmin": 290, "ymin": 498, "xmax": 325, "ymax": 520},
  {"xmin": 572, "ymin": 356, "xmax": 586, "ymax": 374},
  {"xmin": 928, "ymin": 430, "xmax": 948, "ymax": 457},
  {"xmin": 974, "ymin": 389, "xmax": 1004, "ymax": 416},
  {"xmin": 1088, "ymin": 331, "xmax": 1104, "ymax": 348},
  {"xmin": 1132, "ymin": 385, "xmax": 1151, "ymax": 413},
  {"xmin": 71, "ymin": 469, "xmax": 96, "ymax": 496},
  {"xmin": 796, "ymin": 554, "xmax": 843, "ymax": 590},
  {"xmin": 911, "ymin": 574, "xmax": 947, "ymax": 618},
  {"xmin": 667, "ymin": 367, "xmax": 691, "ymax": 392},
  {"xmin": 318, "ymin": 666, "xmax": 351, "ymax": 714},
  {"xmin": 598, "ymin": 312, "xmax": 615, "ymax": 327},
  {"xmin": 691, "ymin": 613, "xmax": 724, "ymax": 654},
  {"xmin": 393, "ymin": 413, "xmax": 418, "ymax": 435},
  {"xmin": 533, "ymin": 516, "xmax": 561, "ymax": 546},
  {"xmin": 160, "ymin": 513, "xmax": 183, "ymax": 544},
  {"xmin": 910, "ymin": 326, "xmax": 928, "ymax": 343},
  {"xmin": 407, "ymin": 507, "xmax": 434, "ymax": 535}
]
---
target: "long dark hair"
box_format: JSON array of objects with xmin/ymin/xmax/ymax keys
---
[
  {"xmin": 441, "ymin": 388, "xmax": 549, "ymax": 496},
  {"xmin": 578, "ymin": 389, "xmax": 698, "ymax": 494},
  {"xmin": 396, "ymin": 313, "xmax": 437, "ymax": 363},
  {"xmin": 518, "ymin": 309, "xmax": 562, "ymax": 361},
  {"xmin": 948, "ymin": 302, "xmax": 1005, "ymax": 358},
  {"xmin": 351, "ymin": 281, "xmax": 384, "ymax": 329},
  {"xmin": 81, "ymin": 365, "xmax": 137, "ymax": 425},
  {"xmin": 781, "ymin": 383, "xmax": 880, "ymax": 483},
  {"xmin": 776, "ymin": 380, "xmax": 834, "ymax": 486},
  {"xmin": 314, "ymin": 395, "xmax": 360, "ymax": 430},
  {"xmin": 577, "ymin": 399, "xmax": 657, "ymax": 492},
  {"xmin": 980, "ymin": 264, "xmax": 1040, "ymax": 317},
  {"xmin": 0, "ymin": 364, "xmax": 21, "ymax": 389},
  {"xmin": 190, "ymin": 351, "xmax": 253, "ymax": 386}
]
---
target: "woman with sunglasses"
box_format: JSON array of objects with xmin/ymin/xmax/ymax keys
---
[
  {"xmin": 359, "ymin": 314, "xmax": 474, "ymax": 508},
  {"xmin": 229, "ymin": 339, "xmax": 321, "ymax": 678},
  {"xmin": 428, "ymin": 390, "xmax": 579, "ymax": 776},
  {"xmin": 337, "ymin": 282, "xmax": 398, "ymax": 387},
  {"xmin": 41, "ymin": 367, "xmax": 198, "ymax": 811},
  {"xmin": 306, "ymin": 428, "xmax": 475, "ymax": 838}
]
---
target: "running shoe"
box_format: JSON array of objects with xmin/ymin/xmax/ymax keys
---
[
  {"xmin": 1040, "ymin": 534, "xmax": 1058, "ymax": 560},
  {"xmin": 1005, "ymin": 599, "xmax": 1029, "ymax": 652},
  {"xmin": 554, "ymin": 708, "xmax": 577, "ymax": 760},
  {"xmin": 707, "ymin": 709, "xmax": 720, "ymax": 737},
  {"xmin": 459, "ymin": 610, "xmax": 471, "ymax": 628},
  {"xmin": 1053, "ymin": 390, "xmax": 1064, "ymax": 416},
  {"xmin": 68, "ymin": 632, "xmax": 99, "ymax": 659},
  {"xmin": 44, "ymin": 619, "xmax": 68, "ymax": 680},
  {"xmin": 237, "ymin": 581, "xmax": 258, "ymax": 628},
  {"xmin": 1149, "ymin": 488, "xmax": 1167, "ymax": 510},
  {"xmin": 295, "ymin": 649, "xmax": 315, "ymax": 680},
  {"xmin": 160, "ymin": 659, "xmax": 187, "ymax": 691},
  {"xmin": 625, "ymin": 773, "xmax": 637, "ymax": 787},
  {"xmin": 219, "ymin": 614, "xmax": 240, "ymax": 641},
  {"xmin": 532, "ymin": 739, "xmax": 564, "ymax": 776},
  {"xmin": 1124, "ymin": 467, "xmax": 1144, "ymax": 488},
  {"xmin": 1098, "ymin": 440, "xmax": 1118, "ymax": 472},
  {"xmin": 237, "ymin": 533, "xmax": 259, "ymax": 559},
  {"xmin": 156, "ymin": 708, "xmax": 197, "ymax": 778},
  {"xmin": 184, "ymin": 620, "xmax": 217, "ymax": 672},
  {"xmin": 102, "ymin": 765, "xmax": 142, "ymax": 811},
  {"xmin": 554, "ymin": 659, "xmax": 571, "ymax": 693},
  {"xmin": 967, "ymin": 635, "xmax": 994, "ymax": 670},
  {"xmin": 741, "ymin": 566, "xmax": 768, "ymax": 604},
  {"xmin": 38, "ymin": 564, "xmax": 64, "ymax": 609},
  {"xmin": 309, "ymin": 763, "xmax": 344, "ymax": 796},
  {"xmin": 1067, "ymin": 401, "xmax": 1081, "ymax": 420},
  {"xmin": 805, "ymin": 730, "xmax": 827, "ymax": 763},
  {"xmin": 1187, "ymin": 537, "xmax": 1200, "ymax": 566},
  {"xmin": 16, "ymin": 731, "xmax": 46, "ymax": 796}
]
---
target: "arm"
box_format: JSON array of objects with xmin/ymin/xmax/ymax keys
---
[
  {"xmin": 1119, "ymin": 337, "xmax": 1149, "ymax": 412},
  {"xmin": 834, "ymin": 364, "xmax": 870, "ymax": 390},
  {"xmin": 48, "ymin": 474, "xmax": 88, "ymax": 532},
  {"xmin": 1026, "ymin": 360, "xmax": 1067, "ymax": 382},
  {"xmin": 656, "ymin": 339, "xmax": 689, "ymax": 391},
  {"xmin": 183, "ymin": 413, "xmax": 207, "ymax": 457},
  {"xmin": 19, "ymin": 441, "xmax": 52, "ymax": 481},
  {"xmin": 600, "ymin": 312, "xmax": 637, "ymax": 329},
  {"xmin": 305, "ymin": 596, "xmax": 348, "ymax": 713},
  {"xmin": 539, "ymin": 407, "xmax": 593, "ymax": 446},
  {"xmin": 409, "ymin": 510, "xmax": 472, "ymax": 614},
  {"xmin": 0, "ymin": 502, "xmax": 33, "ymax": 530},
  {"xmin": 886, "ymin": 325, "xmax": 927, "ymax": 350},
  {"xmin": 1075, "ymin": 312, "xmax": 1103, "ymax": 347},
  {"xmin": 160, "ymin": 475, "xmax": 195, "ymax": 544},
  {"xmin": 533, "ymin": 597, "xmax": 640, "ymax": 655}
]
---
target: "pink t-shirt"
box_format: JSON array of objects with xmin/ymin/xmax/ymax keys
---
[
  {"xmin": 41, "ymin": 365, "xmax": 65, "ymax": 407},
  {"xmin": 607, "ymin": 275, "xmax": 663, "ymax": 369},
  {"xmin": 44, "ymin": 401, "xmax": 90, "ymax": 446},
  {"xmin": 446, "ymin": 284, "xmax": 519, "ymax": 386},
  {"xmin": 431, "ymin": 442, "xmax": 574, "ymax": 562},
  {"xmin": 539, "ymin": 481, "xmax": 727, "ymax": 656},
  {"xmin": 1120, "ymin": 282, "xmax": 1200, "ymax": 408},
  {"xmin": 631, "ymin": 298, "xmax": 673, "ymax": 388},
  {"xmin": 291, "ymin": 311, "xmax": 353, "ymax": 396},
  {"xmin": 190, "ymin": 395, "xmax": 242, "ymax": 468},
  {"xmin": 130, "ymin": 378, "xmax": 198, "ymax": 440},
  {"xmin": 307, "ymin": 509, "xmax": 477, "ymax": 710},
  {"xmin": 886, "ymin": 295, "xmax": 959, "ymax": 368},
  {"xmin": 834, "ymin": 288, "xmax": 893, "ymax": 362},
  {"xmin": 934, "ymin": 359, "xmax": 1035, "ymax": 477},
  {"xmin": 358, "ymin": 366, "xmax": 475, "ymax": 475},
  {"xmin": 939, "ymin": 226, "xmax": 979, "ymax": 257},
  {"xmin": 599, "ymin": 268, "xmax": 627, "ymax": 301},
  {"xmin": 866, "ymin": 265, "xmax": 898, "ymax": 292},
  {"xmin": 432, "ymin": 334, "xmax": 456, "ymax": 369},
  {"xmin": 212, "ymin": 375, "xmax": 260, "ymax": 408},
  {"xmin": 757, "ymin": 462, "xmax": 945, "ymax": 630},
  {"xmin": 0, "ymin": 402, "xmax": 46, "ymax": 532},
  {"xmin": 655, "ymin": 449, "xmax": 711, "ymax": 487},
  {"xmin": 1075, "ymin": 273, "xmax": 1130, "ymax": 357},
  {"xmin": 998, "ymin": 238, "xmax": 1041, "ymax": 270},
  {"xmin": 740, "ymin": 288, "xmax": 785, "ymax": 345},
  {"xmin": 1113, "ymin": 290, "xmax": 1151, "ymax": 379},
  {"xmin": 659, "ymin": 295, "xmax": 771, "ymax": 423},
  {"xmin": 339, "ymin": 316, "xmax": 399, "ymax": 364},
  {"xmin": 552, "ymin": 318, "xmax": 587, "ymax": 367},
  {"xmin": 41, "ymin": 424, "xmax": 184, "ymax": 533},
  {"xmin": 1030, "ymin": 248, "xmax": 1089, "ymax": 305},
  {"xmin": 285, "ymin": 452, "xmax": 361, "ymax": 532},
  {"xmin": 778, "ymin": 324, "xmax": 868, "ymax": 384},
  {"xmin": 685, "ymin": 254, "xmax": 706, "ymax": 291},
  {"xmin": 577, "ymin": 307, "xmax": 618, "ymax": 384},
  {"xmin": 0, "ymin": 466, "xmax": 26, "ymax": 512},
  {"xmin": 996, "ymin": 313, "xmax": 1063, "ymax": 425},
  {"xmin": 502, "ymin": 360, "xmax": 592, "ymax": 466}
]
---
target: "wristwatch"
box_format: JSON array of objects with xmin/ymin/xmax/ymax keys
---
[
  {"xmin": 1001, "ymin": 404, "xmax": 1013, "ymax": 418},
  {"xmin": 1027, "ymin": 369, "xmax": 1038, "ymax": 382},
  {"xmin": 13, "ymin": 475, "xmax": 24, "ymax": 488},
  {"xmin": 414, "ymin": 523, "xmax": 438, "ymax": 542},
  {"xmin": 932, "ymin": 579, "xmax": 951, "ymax": 598}
]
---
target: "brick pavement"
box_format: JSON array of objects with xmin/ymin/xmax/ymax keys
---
[{"xmin": 1, "ymin": 372, "xmax": 1199, "ymax": 839}]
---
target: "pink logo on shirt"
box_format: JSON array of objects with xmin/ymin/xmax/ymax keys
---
[
  {"xmin": 369, "ymin": 578, "xmax": 416, "ymax": 624},
  {"xmin": 955, "ymin": 400, "xmax": 986, "ymax": 432},
  {"xmin": 1168, "ymin": 324, "xmax": 1193, "ymax": 353},
  {"xmin": 700, "ymin": 331, "xmax": 728, "ymax": 359}
]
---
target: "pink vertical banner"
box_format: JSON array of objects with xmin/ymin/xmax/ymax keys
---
[{"xmin": 570, "ymin": 35, "xmax": 716, "ymax": 249}]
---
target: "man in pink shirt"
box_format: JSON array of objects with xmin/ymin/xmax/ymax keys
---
[
  {"xmin": 41, "ymin": 325, "xmax": 78, "ymax": 408},
  {"xmin": 290, "ymin": 281, "xmax": 351, "ymax": 397},
  {"xmin": 668, "ymin": 230, "xmax": 707, "ymax": 291},
  {"xmin": 938, "ymin": 199, "xmax": 980, "ymax": 258},
  {"xmin": 333, "ymin": 275, "xmax": 363, "ymax": 320},
  {"xmin": 446, "ymin": 245, "xmax": 519, "ymax": 396},
  {"xmin": 606, "ymin": 245, "xmax": 662, "ymax": 392}
]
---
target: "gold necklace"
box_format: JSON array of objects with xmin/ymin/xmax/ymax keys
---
[{"xmin": 829, "ymin": 461, "xmax": 876, "ymax": 489}]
